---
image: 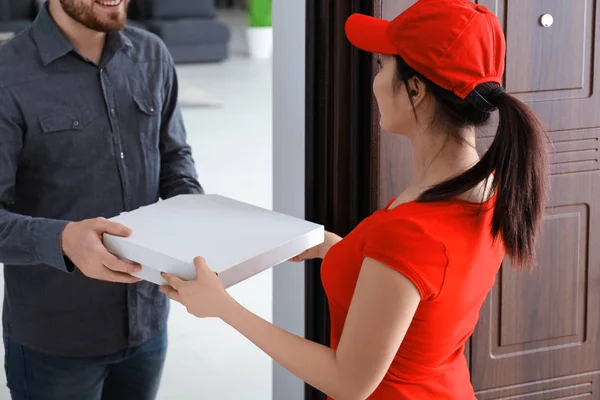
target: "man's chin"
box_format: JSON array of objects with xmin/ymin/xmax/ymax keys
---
[
  {"xmin": 85, "ymin": 16, "xmax": 127, "ymax": 33},
  {"xmin": 98, "ymin": 22, "xmax": 126, "ymax": 33},
  {"xmin": 90, "ymin": 2, "xmax": 128, "ymax": 32}
]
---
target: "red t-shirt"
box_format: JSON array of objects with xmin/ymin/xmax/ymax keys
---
[{"xmin": 321, "ymin": 196, "xmax": 505, "ymax": 399}]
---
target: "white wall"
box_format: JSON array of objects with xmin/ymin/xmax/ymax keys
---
[
  {"xmin": 159, "ymin": 54, "xmax": 274, "ymax": 399},
  {"xmin": 272, "ymin": 0, "xmax": 307, "ymax": 399}
]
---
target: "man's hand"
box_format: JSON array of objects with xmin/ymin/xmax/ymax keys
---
[{"xmin": 61, "ymin": 218, "xmax": 141, "ymax": 284}]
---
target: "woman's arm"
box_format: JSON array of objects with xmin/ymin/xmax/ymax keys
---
[{"xmin": 162, "ymin": 256, "xmax": 421, "ymax": 400}]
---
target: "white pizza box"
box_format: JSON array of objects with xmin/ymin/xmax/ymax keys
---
[{"xmin": 102, "ymin": 194, "xmax": 324, "ymax": 287}]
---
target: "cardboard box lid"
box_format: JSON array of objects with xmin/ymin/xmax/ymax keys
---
[{"xmin": 103, "ymin": 194, "xmax": 324, "ymax": 287}]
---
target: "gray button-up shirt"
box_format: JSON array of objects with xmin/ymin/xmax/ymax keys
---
[{"xmin": 0, "ymin": 5, "xmax": 203, "ymax": 357}]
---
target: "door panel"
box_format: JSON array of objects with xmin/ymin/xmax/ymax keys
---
[
  {"xmin": 480, "ymin": 128, "xmax": 600, "ymax": 178},
  {"xmin": 470, "ymin": 172, "xmax": 600, "ymax": 392},
  {"xmin": 475, "ymin": 371, "xmax": 600, "ymax": 400},
  {"xmin": 479, "ymin": 0, "xmax": 599, "ymax": 131},
  {"xmin": 503, "ymin": 0, "xmax": 590, "ymax": 98}
]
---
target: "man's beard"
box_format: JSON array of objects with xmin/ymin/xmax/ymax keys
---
[{"xmin": 59, "ymin": 0, "xmax": 128, "ymax": 33}]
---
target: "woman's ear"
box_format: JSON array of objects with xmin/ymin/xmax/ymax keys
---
[{"xmin": 407, "ymin": 77, "xmax": 427, "ymax": 107}]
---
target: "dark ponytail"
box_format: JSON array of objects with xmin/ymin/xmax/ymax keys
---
[{"xmin": 393, "ymin": 56, "xmax": 549, "ymax": 268}]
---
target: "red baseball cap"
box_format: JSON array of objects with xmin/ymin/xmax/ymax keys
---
[{"xmin": 345, "ymin": 0, "xmax": 506, "ymax": 100}]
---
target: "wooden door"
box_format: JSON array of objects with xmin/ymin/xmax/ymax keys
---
[
  {"xmin": 470, "ymin": 0, "xmax": 600, "ymax": 397},
  {"xmin": 377, "ymin": 0, "xmax": 600, "ymax": 398},
  {"xmin": 306, "ymin": 0, "xmax": 600, "ymax": 399}
]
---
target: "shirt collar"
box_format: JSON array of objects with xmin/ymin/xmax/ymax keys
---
[
  {"xmin": 106, "ymin": 30, "xmax": 133, "ymax": 58},
  {"xmin": 32, "ymin": 3, "xmax": 74, "ymax": 66},
  {"xmin": 32, "ymin": 3, "xmax": 133, "ymax": 67}
]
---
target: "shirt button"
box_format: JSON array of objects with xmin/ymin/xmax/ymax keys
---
[
  {"xmin": 110, "ymin": 108, "xmax": 116, "ymax": 114},
  {"xmin": 149, "ymin": 107, "xmax": 154, "ymax": 113},
  {"xmin": 73, "ymin": 120, "xmax": 79, "ymax": 127}
]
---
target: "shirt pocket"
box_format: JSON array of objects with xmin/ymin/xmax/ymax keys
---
[
  {"xmin": 30, "ymin": 108, "xmax": 107, "ymax": 168},
  {"xmin": 132, "ymin": 94, "xmax": 161, "ymax": 152},
  {"xmin": 39, "ymin": 108, "xmax": 96, "ymax": 134}
]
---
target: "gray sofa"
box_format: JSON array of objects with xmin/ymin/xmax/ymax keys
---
[
  {"xmin": 0, "ymin": 0, "xmax": 36, "ymax": 34},
  {"xmin": 129, "ymin": 0, "xmax": 230, "ymax": 63},
  {"xmin": 0, "ymin": 0, "xmax": 230, "ymax": 63}
]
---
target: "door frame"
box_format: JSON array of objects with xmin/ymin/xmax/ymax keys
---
[{"xmin": 304, "ymin": 0, "xmax": 380, "ymax": 398}]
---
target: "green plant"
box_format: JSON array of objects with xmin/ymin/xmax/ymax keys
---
[{"xmin": 248, "ymin": 0, "xmax": 272, "ymax": 27}]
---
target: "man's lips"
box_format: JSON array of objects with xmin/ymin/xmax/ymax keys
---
[{"xmin": 95, "ymin": 0, "xmax": 123, "ymax": 7}]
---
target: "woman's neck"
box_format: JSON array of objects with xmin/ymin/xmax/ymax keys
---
[
  {"xmin": 410, "ymin": 125, "xmax": 480, "ymax": 187},
  {"xmin": 389, "ymin": 127, "xmax": 484, "ymax": 209},
  {"xmin": 388, "ymin": 126, "xmax": 483, "ymax": 209}
]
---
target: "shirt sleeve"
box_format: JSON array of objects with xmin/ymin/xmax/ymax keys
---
[
  {"xmin": 363, "ymin": 218, "xmax": 449, "ymax": 300},
  {"xmin": 158, "ymin": 50, "xmax": 204, "ymax": 199},
  {"xmin": 0, "ymin": 86, "xmax": 71, "ymax": 271}
]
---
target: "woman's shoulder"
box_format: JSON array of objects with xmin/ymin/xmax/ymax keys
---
[
  {"xmin": 362, "ymin": 213, "xmax": 448, "ymax": 300},
  {"xmin": 364, "ymin": 213, "xmax": 448, "ymax": 265},
  {"xmin": 372, "ymin": 196, "xmax": 498, "ymax": 253}
]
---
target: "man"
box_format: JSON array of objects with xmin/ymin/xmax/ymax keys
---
[{"xmin": 0, "ymin": 0, "xmax": 203, "ymax": 398}]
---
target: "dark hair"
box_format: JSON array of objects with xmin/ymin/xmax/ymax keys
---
[{"xmin": 393, "ymin": 55, "xmax": 549, "ymax": 268}]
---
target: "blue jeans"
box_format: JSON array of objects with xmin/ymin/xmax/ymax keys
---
[{"xmin": 4, "ymin": 328, "xmax": 168, "ymax": 400}]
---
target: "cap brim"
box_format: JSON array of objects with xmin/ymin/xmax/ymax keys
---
[{"xmin": 345, "ymin": 13, "xmax": 397, "ymax": 55}]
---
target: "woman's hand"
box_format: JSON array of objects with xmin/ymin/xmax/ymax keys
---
[
  {"xmin": 160, "ymin": 257, "xmax": 233, "ymax": 319},
  {"xmin": 289, "ymin": 231, "xmax": 342, "ymax": 262}
]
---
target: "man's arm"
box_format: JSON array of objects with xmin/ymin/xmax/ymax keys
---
[
  {"xmin": 0, "ymin": 86, "xmax": 71, "ymax": 270},
  {"xmin": 158, "ymin": 54, "xmax": 204, "ymax": 199},
  {"xmin": 0, "ymin": 211, "xmax": 70, "ymax": 269},
  {"xmin": 0, "ymin": 86, "xmax": 143, "ymax": 282}
]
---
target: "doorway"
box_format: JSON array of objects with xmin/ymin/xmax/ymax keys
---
[{"xmin": 304, "ymin": 0, "xmax": 600, "ymax": 398}]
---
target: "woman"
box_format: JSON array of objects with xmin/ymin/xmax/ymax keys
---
[{"xmin": 161, "ymin": 1, "xmax": 549, "ymax": 399}]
